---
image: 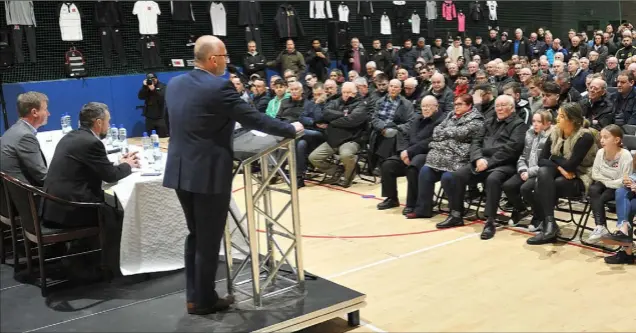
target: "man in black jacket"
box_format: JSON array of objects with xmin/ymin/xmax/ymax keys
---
[
  {"xmin": 138, "ymin": 73, "xmax": 168, "ymax": 137},
  {"xmin": 309, "ymin": 82, "xmax": 368, "ymax": 187},
  {"xmin": 580, "ymin": 78, "xmax": 614, "ymax": 130},
  {"xmin": 613, "ymin": 71, "xmax": 636, "ymax": 125},
  {"xmin": 343, "ymin": 38, "xmax": 368, "ymax": 78},
  {"xmin": 42, "ymin": 102, "xmax": 140, "ymax": 272},
  {"xmin": 397, "ymin": 39, "xmax": 418, "ymax": 76},
  {"xmin": 377, "ymin": 96, "xmax": 444, "ymax": 213},
  {"xmin": 243, "ymin": 40, "xmax": 267, "ymax": 79},
  {"xmin": 474, "ymin": 36, "xmax": 490, "ymax": 62},
  {"xmin": 306, "ymin": 39, "xmax": 330, "ymax": 82},
  {"xmin": 438, "ymin": 95, "xmax": 526, "ymax": 240},
  {"xmin": 369, "ymin": 39, "xmax": 392, "ymax": 75},
  {"xmin": 251, "ymin": 78, "xmax": 270, "ymax": 114},
  {"xmin": 424, "ymin": 73, "xmax": 454, "ymax": 114}
]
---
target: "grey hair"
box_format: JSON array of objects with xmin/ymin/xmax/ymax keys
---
[
  {"xmin": 496, "ymin": 94, "xmax": 515, "ymax": 108},
  {"xmin": 288, "ymin": 81, "xmax": 303, "ymax": 90},
  {"xmin": 404, "ymin": 77, "xmax": 418, "ymax": 88},
  {"xmin": 17, "ymin": 91, "xmax": 48, "ymax": 118},
  {"xmin": 354, "ymin": 77, "xmax": 368, "ymax": 86},
  {"xmin": 79, "ymin": 102, "xmax": 109, "ymax": 128},
  {"xmin": 366, "ymin": 61, "xmax": 377, "ymax": 68}
]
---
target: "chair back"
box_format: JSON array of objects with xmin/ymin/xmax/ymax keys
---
[
  {"xmin": 0, "ymin": 172, "xmax": 11, "ymax": 221},
  {"xmin": 623, "ymin": 124, "xmax": 636, "ymax": 136},
  {"xmin": 623, "ymin": 135, "xmax": 636, "ymax": 152},
  {"xmin": 0, "ymin": 173, "xmax": 42, "ymax": 239}
]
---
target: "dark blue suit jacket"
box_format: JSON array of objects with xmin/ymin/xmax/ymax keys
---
[{"xmin": 163, "ymin": 69, "xmax": 296, "ymax": 195}]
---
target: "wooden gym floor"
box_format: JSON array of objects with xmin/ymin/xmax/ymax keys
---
[{"xmin": 231, "ymin": 175, "xmax": 636, "ymax": 332}]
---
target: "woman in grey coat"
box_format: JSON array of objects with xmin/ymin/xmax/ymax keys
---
[
  {"xmin": 406, "ymin": 94, "xmax": 485, "ymax": 218},
  {"xmin": 502, "ymin": 110, "xmax": 554, "ymax": 229}
]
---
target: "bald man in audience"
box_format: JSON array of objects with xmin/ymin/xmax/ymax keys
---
[{"xmin": 425, "ymin": 73, "xmax": 454, "ymax": 114}]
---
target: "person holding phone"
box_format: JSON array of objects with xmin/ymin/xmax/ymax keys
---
[{"xmin": 138, "ymin": 73, "xmax": 168, "ymax": 137}]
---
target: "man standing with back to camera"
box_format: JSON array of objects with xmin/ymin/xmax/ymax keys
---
[
  {"xmin": 163, "ymin": 35, "xmax": 304, "ymax": 315},
  {"xmin": 137, "ymin": 73, "xmax": 168, "ymax": 137}
]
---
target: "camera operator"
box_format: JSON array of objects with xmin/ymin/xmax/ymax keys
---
[{"xmin": 138, "ymin": 73, "xmax": 168, "ymax": 137}]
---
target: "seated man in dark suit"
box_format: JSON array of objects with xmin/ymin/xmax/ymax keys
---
[
  {"xmin": 42, "ymin": 102, "xmax": 140, "ymax": 274},
  {"xmin": 0, "ymin": 92, "xmax": 49, "ymax": 186}
]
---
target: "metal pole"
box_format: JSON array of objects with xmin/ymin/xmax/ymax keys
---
[
  {"xmin": 287, "ymin": 139, "xmax": 305, "ymax": 284},
  {"xmin": 243, "ymin": 162, "xmax": 262, "ymax": 306},
  {"xmin": 223, "ymin": 220, "xmax": 234, "ymax": 296},
  {"xmin": 260, "ymin": 155, "xmax": 276, "ymax": 279}
]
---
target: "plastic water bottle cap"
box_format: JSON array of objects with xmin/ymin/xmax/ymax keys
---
[
  {"xmin": 120, "ymin": 124, "xmax": 124, "ymax": 129},
  {"xmin": 143, "ymin": 132, "xmax": 148, "ymax": 137},
  {"xmin": 151, "ymin": 130, "xmax": 157, "ymax": 135}
]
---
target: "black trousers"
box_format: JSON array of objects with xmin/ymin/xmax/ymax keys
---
[
  {"xmin": 533, "ymin": 166, "xmax": 585, "ymax": 220},
  {"xmin": 588, "ymin": 181, "xmax": 616, "ymax": 226},
  {"xmin": 245, "ymin": 26, "xmax": 262, "ymax": 52},
  {"xmin": 99, "ymin": 26, "xmax": 127, "ymax": 68},
  {"xmin": 175, "ymin": 189, "xmax": 231, "ymax": 307},
  {"xmin": 145, "ymin": 118, "xmax": 169, "ymax": 138},
  {"xmin": 502, "ymin": 174, "xmax": 537, "ymax": 212},
  {"xmin": 362, "ymin": 16, "xmax": 372, "ymax": 37},
  {"xmin": 380, "ymin": 154, "xmax": 427, "ymax": 207},
  {"xmin": 427, "ymin": 20, "xmax": 435, "ymax": 39},
  {"xmin": 450, "ymin": 164, "xmax": 515, "ymax": 217},
  {"xmin": 12, "ymin": 25, "xmax": 36, "ymax": 63},
  {"xmin": 396, "ymin": 21, "xmax": 406, "ymax": 42}
]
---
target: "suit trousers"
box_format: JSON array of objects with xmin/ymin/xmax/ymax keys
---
[
  {"xmin": 414, "ymin": 166, "xmax": 455, "ymax": 217},
  {"xmin": 245, "ymin": 26, "xmax": 262, "ymax": 53},
  {"xmin": 12, "ymin": 25, "xmax": 36, "ymax": 63},
  {"xmin": 502, "ymin": 174, "xmax": 537, "ymax": 212},
  {"xmin": 145, "ymin": 118, "xmax": 169, "ymax": 138},
  {"xmin": 534, "ymin": 166, "xmax": 584, "ymax": 221},
  {"xmin": 309, "ymin": 141, "xmax": 360, "ymax": 180},
  {"xmin": 362, "ymin": 16, "xmax": 372, "ymax": 37},
  {"xmin": 380, "ymin": 154, "xmax": 427, "ymax": 207},
  {"xmin": 99, "ymin": 27, "xmax": 127, "ymax": 68},
  {"xmin": 588, "ymin": 181, "xmax": 616, "ymax": 226},
  {"xmin": 175, "ymin": 189, "xmax": 231, "ymax": 307},
  {"xmin": 449, "ymin": 164, "xmax": 515, "ymax": 217}
]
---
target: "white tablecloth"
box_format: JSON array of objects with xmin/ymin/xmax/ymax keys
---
[{"xmin": 36, "ymin": 130, "xmax": 248, "ymax": 276}]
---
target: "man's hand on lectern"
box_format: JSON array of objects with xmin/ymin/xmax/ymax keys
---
[{"xmin": 291, "ymin": 122, "xmax": 304, "ymax": 133}]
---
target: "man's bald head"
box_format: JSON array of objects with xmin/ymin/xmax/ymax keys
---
[{"xmin": 194, "ymin": 35, "xmax": 226, "ymax": 75}]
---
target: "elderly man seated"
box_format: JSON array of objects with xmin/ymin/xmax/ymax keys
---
[
  {"xmin": 377, "ymin": 96, "xmax": 445, "ymax": 213},
  {"xmin": 309, "ymin": 82, "xmax": 368, "ymax": 187},
  {"xmin": 439, "ymin": 95, "xmax": 527, "ymax": 240},
  {"xmin": 368, "ymin": 79, "xmax": 416, "ymax": 171}
]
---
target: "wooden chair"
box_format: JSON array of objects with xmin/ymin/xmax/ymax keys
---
[
  {"xmin": 0, "ymin": 172, "xmax": 106, "ymax": 296},
  {"xmin": 0, "ymin": 171, "xmax": 23, "ymax": 273}
]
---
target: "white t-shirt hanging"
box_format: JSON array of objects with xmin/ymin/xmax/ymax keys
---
[
  {"xmin": 338, "ymin": 4, "xmax": 349, "ymax": 22},
  {"xmin": 209, "ymin": 2, "xmax": 226, "ymax": 36},
  {"xmin": 133, "ymin": 1, "xmax": 161, "ymax": 35},
  {"xmin": 411, "ymin": 13, "xmax": 420, "ymax": 34},
  {"xmin": 380, "ymin": 14, "xmax": 391, "ymax": 35},
  {"xmin": 487, "ymin": 1, "xmax": 497, "ymax": 20},
  {"xmin": 59, "ymin": 2, "xmax": 82, "ymax": 41}
]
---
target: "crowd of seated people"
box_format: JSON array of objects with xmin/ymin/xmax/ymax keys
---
[{"xmin": 230, "ymin": 22, "xmax": 636, "ymax": 264}]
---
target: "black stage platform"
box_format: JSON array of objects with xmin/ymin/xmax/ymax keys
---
[{"xmin": 0, "ymin": 262, "xmax": 365, "ymax": 332}]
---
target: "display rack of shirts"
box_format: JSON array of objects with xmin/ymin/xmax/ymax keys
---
[
  {"xmin": 338, "ymin": 2, "xmax": 349, "ymax": 22},
  {"xmin": 457, "ymin": 11, "xmax": 465, "ymax": 32},
  {"xmin": 442, "ymin": 1, "xmax": 456, "ymax": 21},
  {"xmin": 274, "ymin": 3, "xmax": 304, "ymax": 38},
  {"xmin": 411, "ymin": 11, "xmax": 420, "ymax": 35},
  {"xmin": 171, "ymin": 1, "xmax": 194, "ymax": 22},
  {"xmin": 393, "ymin": 1, "xmax": 407, "ymax": 19},
  {"xmin": 95, "ymin": 1, "xmax": 124, "ymax": 27},
  {"xmin": 209, "ymin": 2, "xmax": 226, "ymax": 36},
  {"xmin": 133, "ymin": 1, "xmax": 160, "ymax": 35},
  {"xmin": 238, "ymin": 1, "xmax": 262, "ymax": 27},
  {"xmin": 425, "ymin": 1, "xmax": 437, "ymax": 20},
  {"xmin": 380, "ymin": 14, "xmax": 391, "ymax": 35},
  {"xmin": 357, "ymin": 0, "xmax": 373, "ymax": 16},
  {"xmin": 64, "ymin": 46, "xmax": 87, "ymax": 78},
  {"xmin": 486, "ymin": 1, "xmax": 497, "ymax": 20},
  {"xmin": 137, "ymin": 35, "xmax": 162, "ymax": 69},
  {"xmin": 310, "ymin": 1, "xmax": 332, "ymax": 19},
  {"xmin": 58, "ymin": 2, "xmax": 83, "ymax": 42},
  {"xmin": 468, "ymin": 1, "xmax": 483, "ymax": 22},
  {"xmin": 4, "ymin": 1, "xmax": 36, "ymax": 26}
]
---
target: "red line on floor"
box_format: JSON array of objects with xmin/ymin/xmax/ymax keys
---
[{"xmin": 232, "ymin": 187, "xmax": 245, "ymax": 193}]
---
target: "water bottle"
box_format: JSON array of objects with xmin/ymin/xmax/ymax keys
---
[
  {"xmin": 150, "ymin": 130, "xmax": 162, "ymax": 170},
  {"xmin": 118, "ymin": 124, "xmax": 128, "ymax": 154},
  {"xmin": 64, "ymin": 113, "xmax": 72, "ymax": 132},
  {"xmin": 110, "ymin": 124, "xmax": 119, "ymax": 147},
  {"xmin": 141, "ymin": 132, "xmax": 151, "ymax": 161},
  {"xmin": 60, "ymin": 114, "xmax": 68, "ymax": 133}
]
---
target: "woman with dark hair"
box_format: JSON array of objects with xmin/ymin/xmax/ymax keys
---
[
  {"xmin": 591, "ymin": 33, "xmax": 609, "ymax": 63},
  {"xmin": 406, "ymin": 94, "xmax": 485, "ymax": 219},
  {"xmin": 527, "ymin": 103, "xmax": 599, "ymax": 244},
  {"xmin": 586, "ymin": 124, "xmax": 633, "ymax": 243}
]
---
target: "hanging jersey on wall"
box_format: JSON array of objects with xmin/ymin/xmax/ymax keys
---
[
  {"xmin": 137, "ymin": 35, "xmax": 162, "ymax": 69},
  {"xmin": 133, "ymin": 1, "xmax": 160, "ymax": 35},
  {"xmin": 310, "ymin": 1, "xmax": 332, "ymax": 19},
  {"xmin": 411, "ymin": 13, "xmax": 420, "ymax": 34},
  {"xmin": 5, "ymin": 1, "xmax": 36, "ymax": 26},
  {"xmin": 486, "ymin": 1, "xmax": 497, "ymax": 20},
  {"xmin": 65, "ymin": 47, "xmax": 86, "ymax": 78},
  {"xmin": 59, "ymin": 2, "xmax": 83, "ymax": 41},
  {"xmin": 380, "ymin": 14, "xmax": 391, "ymax": 35},
  {"xmin": 338, "ymin": 4, "xmax": 349, "ymax": 22},
  {"xmin": 171, "ymin": 1, "xmax": 194, "ymax": 22},
  {"xmin": 0, "ymin": 29, "xmax": 14, "ymax": 69},
  {"xmin": 209, "ymin": 2, "xmax": 226, "ymax": 36}
]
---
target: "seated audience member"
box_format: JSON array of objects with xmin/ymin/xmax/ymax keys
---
[
  {"xmin": 493, "ymin": 62, "xmax": 514, "ymax": 94},
  {"xmin": 474, "ymin": 70, "xmax": 489, "ymax": 85},
  {"xmin": 251, "ymin": 78, "xmax": 270, "ymax": 114},
  {"xmin": 526, "ymin": 77, "xmax": 544, "ymax": 113},
  {"xmin": 541, "ymin": 81, "xmax": 561, "ymax": 117},
  {"xmin": 269, "ymin": 75, "xmax": 282, "ymax": 97},
  {"xmin": 527, "ymin": 103, "xmax": 598, "ymax": 245},
  {"xmin": 330, "ymin": 69, "xmax": 345, "ymax": 85},
  {"xmin": 502, "ymin": 110, "xmax": 554, "ymax": 229},
  {"xmin": 613, "ymin": 71, "xmax": 636, "ymax": 125},
  {"xmin": 354, "ymin": 77, "xmax": 371, "ymax": 102},
  {"xmin": 396, "ymin": 67, "xmax": 409, "ymax": 82},
  {"xmin": 454, "ymin": 71, "xmax": 470, "ymax": 97},
  {"xmin": 555, "ymin": 73, "xmax": 582, "ymax": 104},
  {"xmin": 403, "ymin": 78, "xmax": 422, "ymax": 107},
  {"xmin": 586, "ymin": 125, "xmax": 633, "ymax": 244},
  {"xmin": 601, "ymin": 165, "xmax": 636, "ymax": 264},
  {"xmin": 568, "ymin": 58, "xmax": 589, "ymax": 93},
  {"xmin": 231, "ymin": 77, "xmax": 251, "ymax": 104},
  {"xmin": 426, "ymin": 73, "xmax": 454, "ymax": 114},
  {"xmin": 588, "ymin": 51, "xmax": 604, "ymax": 73},
  {"xmin": 265, "ymin": 79, "xmax": 289, "ymax": 118},
  {"xmin": 368, "ymin": 73, "xmax": 390, "ymax": 109},
  {"xmin": 406, "ymin": 94, "xmax": 485, "ymax": 219},
  {"xmin": 304, "ymin": 73, "xmax": 318, "ymax": 100},
  {"xmin": 472, "ymin": 83, "xmax": 497, "ymax": 120},
  {"xmin": 42, "ymin": 103, "xmax": 140, "ymax": 273},
  {"xmin": 377, "ymin": 96, "xmax": 444, "ymax": 213},
  {"xmin": 580, "ymin": 78, "xmax": 614, "ymax": 131},
  {"xmin": 0, "ymin": 92, "xmax": 49, "ymax": 186},
  {"xmin": 417, "ymin": 67, "xmax": 432, "ymax": 92},
  {"xmin": 503, "ymin": 82, "xmax": 532, "ymax": 124},
  {"xmin": 276, "ymin": 82, "xmax": 304, "ymax": 123},
  {"xmin": 369, "ymin": 79, "xmax": 416, "ymax": 170},
  {"xmin": 300, "ymin": 83, "xmax": 326, "ymax": 130},
  {"xmin": 309, "ymin": 82, "xmax": 368, "ymax": 187},
  {"xmin": 348, "ymin": 70, "xmax": 360, "ymax": 82},
  {"xmin": 324, "ymin": 79, "xmax": 339, "ymax": 102},
  {"xmin": 442, "ymin": 95, "xmax": 526, "ymax": 239},
  {"xmin": 602, "ymin": 57, "xmax": 620, "ymax": 87}
]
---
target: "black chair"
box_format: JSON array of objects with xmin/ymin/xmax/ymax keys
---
[
  {"xmin": 623, "ymin": 135, "xmax": 636, "ymax": 152},
  {"xmin": 0, "ymin": 172, "xmax": 21, "ymax": 272},
  {"xmin": 0, "ymin": 172, "xmax": 106, "ymax": 296},
  {"xmin": 622, "ymin": 125, "xmax": 636, "ymax": 136},
  {"xmin": 554, "ymin": 194, "xmax": 591, "ymax": 242},
  {"xmin": 578, "ymin": 200, "xmax": 621, "ymax": 251}
]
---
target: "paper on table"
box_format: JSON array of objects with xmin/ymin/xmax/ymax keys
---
[{"xmin": 250, "ymin": 130, "xmax": 267, "ymax": 137}]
